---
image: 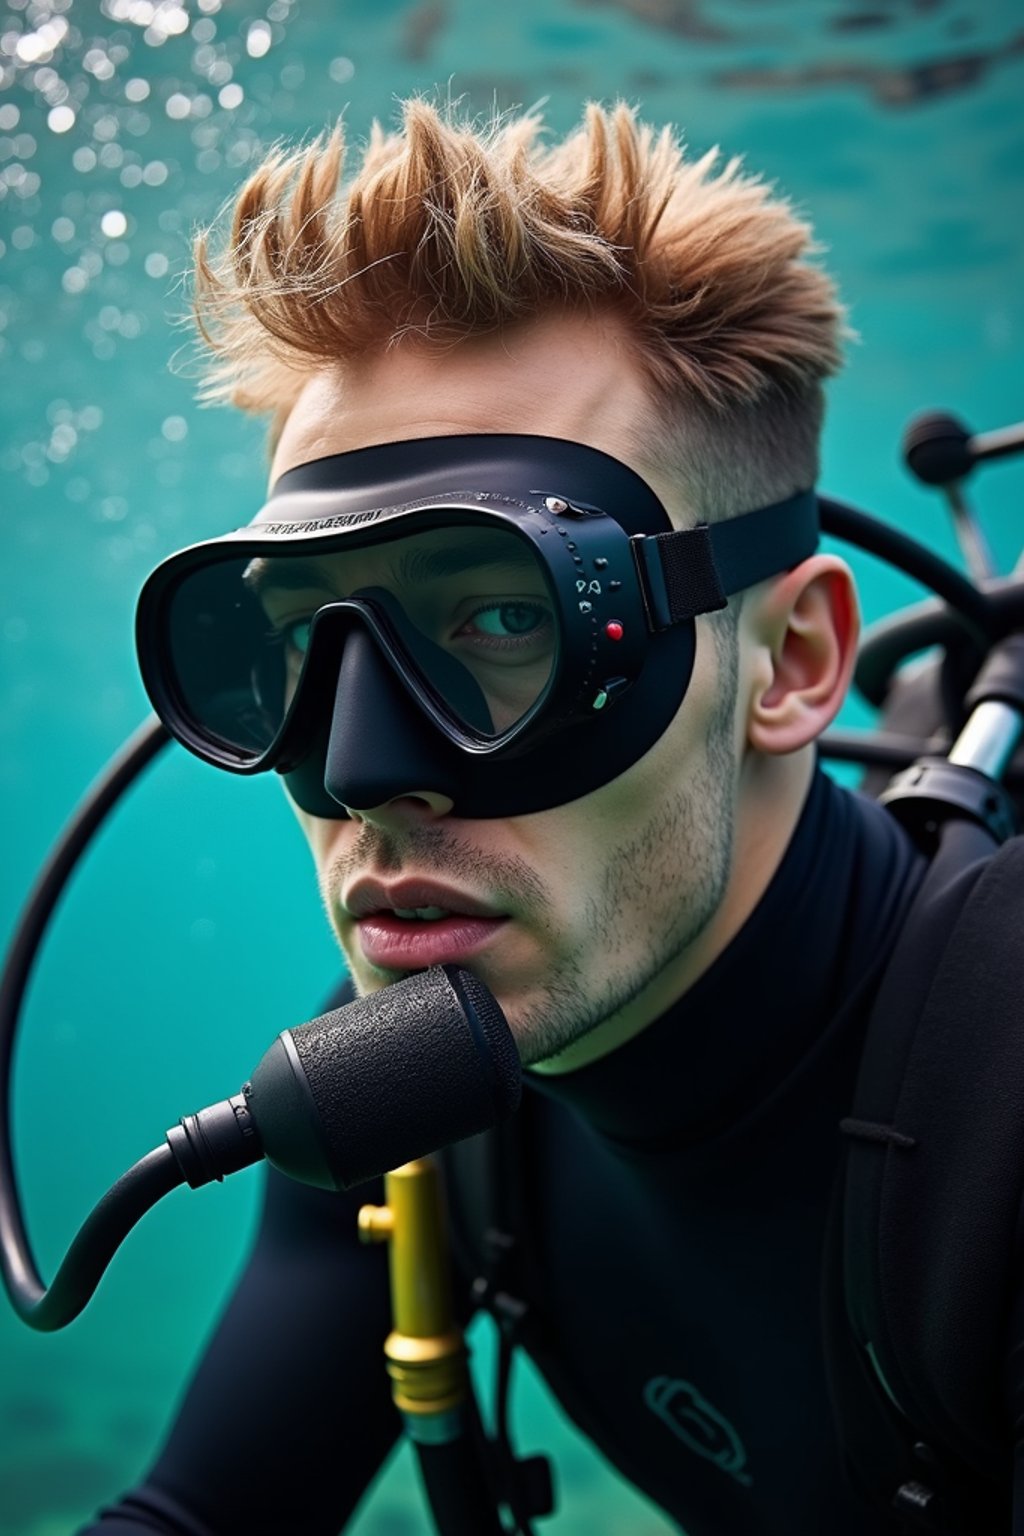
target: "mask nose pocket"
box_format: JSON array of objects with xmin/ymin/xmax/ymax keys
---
[{"xmin": 322, "ymin": 623, "xmax": 466, "ymax": 812}]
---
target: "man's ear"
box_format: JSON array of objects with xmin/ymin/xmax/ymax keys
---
[{"xmin": 744, "ymin": 554, "xmax": 860, "ymax": 756}]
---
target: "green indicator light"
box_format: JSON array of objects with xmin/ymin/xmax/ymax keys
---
[{"xmin": 592, "ymin": 690, "xmax": 608, "ymax": 710}]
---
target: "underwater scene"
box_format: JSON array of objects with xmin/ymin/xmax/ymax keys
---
[{"xmin": 1, "ymin": 0, "xmax": 1022, "ymax": 1531}]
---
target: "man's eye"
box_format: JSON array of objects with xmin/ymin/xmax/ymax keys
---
[
  {"xmin": 279, "ymin": 618, "xmax": 312, "ymax": 656},
  {"xmin": 463, "ymin": 602, "xmax": 550, "ymax": 640}
]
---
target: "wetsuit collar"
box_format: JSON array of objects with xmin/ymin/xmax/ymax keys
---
[{"xmin": 526, "ymin": 762, "xmax": 927, "ymax": 1152}]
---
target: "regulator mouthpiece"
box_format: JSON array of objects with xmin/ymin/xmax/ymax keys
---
[{"xmin": 243, "ymin": 964, "xmax": 521, "ymax": 1190}]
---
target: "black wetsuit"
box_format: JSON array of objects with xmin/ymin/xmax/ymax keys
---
[{"xmin": 82, "ymin": 765, "xmax": 968, "ymax": 1536}]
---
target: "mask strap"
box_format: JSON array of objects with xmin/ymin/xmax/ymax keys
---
[{"xmin": 632, "ymin": 489, "xmax": 820, "ymax": 631}]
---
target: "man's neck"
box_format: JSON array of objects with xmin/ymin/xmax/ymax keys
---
[{"xmin": 529, "ymin": 746, "xmax": 816, "ymax": 1076}]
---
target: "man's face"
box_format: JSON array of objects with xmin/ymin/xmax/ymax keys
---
[{"xmin": 270, "ymin": 312, "xmax": 749, "ymax": 1069}]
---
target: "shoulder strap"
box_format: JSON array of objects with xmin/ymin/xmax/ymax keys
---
[
  {"xmin": 831, "ymin": 821, "xmax": 1024, "ymax": 1531},
  {"xmin": 441, "ymin": 1095, "xmax": 554, "ymax": 1534}
]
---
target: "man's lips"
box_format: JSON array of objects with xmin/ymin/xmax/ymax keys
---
[
  {"xmin": 355, "ymin": 913, "xmax": 510, "ymax": 969},
  {"xmin": 343, "ymin": 876, "xmax": 505, "ymax": 922},
  {"xmin": 341, "ymin": 876, "xmax": 510, "ymax": 970}
]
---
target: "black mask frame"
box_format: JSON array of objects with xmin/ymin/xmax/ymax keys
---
[{"xmin": 136, "ymin": 434, "xmax": 820, "ymax": 819}]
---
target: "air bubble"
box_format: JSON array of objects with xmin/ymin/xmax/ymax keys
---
[
  {"xmin": 48, "ymin": 423, "xmax": 78, "ymax": 458},
  {"xmin": 47, "ymin": 104, "xmax": 75, "ymax": 133},
  {"xmin": 245, "ymin": 20, "xmax": 271, "ymax": 57},
  {"xmin": 100, "ymin": 208, "xmax": 127, "ymax": 237},
  {"xmin": 83, "ymin": 48, "xmax": 115, "ymax": 80},
  {"xmin": 156, "ymin": 4, "xmax": 189, "ymax": 36}
]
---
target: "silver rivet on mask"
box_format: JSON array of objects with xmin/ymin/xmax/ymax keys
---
[{"xmin": 545, "ymin": 497, "xmax": 568, "ymax": 514}]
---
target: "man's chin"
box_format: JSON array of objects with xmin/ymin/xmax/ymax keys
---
[{"xmin": 336, "ymin": 935, "xmax": 570, "ymax": 1065}]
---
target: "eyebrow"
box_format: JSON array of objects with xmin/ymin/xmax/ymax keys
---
[{"xmin": 242, "ymin": 538, "xmax": 538, "ymax": 598}]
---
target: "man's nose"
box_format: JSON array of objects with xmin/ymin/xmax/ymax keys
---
[
  {"xmin": 323, "ymin": 627, "xmax": 463, "ymax": 813},
  {"xmin": 344, "ymin": 790, "xmax": 456, "ymax": 829}
]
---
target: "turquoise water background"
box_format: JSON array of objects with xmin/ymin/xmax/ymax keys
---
[{"xmin": 1, "ymin": 1, "xmax": 1022, "ymax": 1532}]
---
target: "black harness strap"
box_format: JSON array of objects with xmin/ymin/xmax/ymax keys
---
[
  {"xmin": 832, "ymin": 816, "xmax": 1024, "ymax": 1533},
  {"xmin": 441, "ymin": 1096, "xmax": 554, "ymax": 1535}
]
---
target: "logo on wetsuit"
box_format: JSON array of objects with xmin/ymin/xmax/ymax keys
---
[{"xmin": 643, "ymin": 1377, "xmax": 752, "ymax": 1486}]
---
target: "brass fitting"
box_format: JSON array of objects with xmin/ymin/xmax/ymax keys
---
[{"xmin": 359, "ymin": 1157, "xmax": 468, "ymax": 1418}]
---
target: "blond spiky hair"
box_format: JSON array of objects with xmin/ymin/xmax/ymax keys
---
[{"xmin": 193, "ymin": 98, "xmax": 847, "ymax": 520}]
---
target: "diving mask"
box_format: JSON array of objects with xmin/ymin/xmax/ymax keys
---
[{"xmin": 135, "ymin": 434, "xmax": 819, "ymax": 818}]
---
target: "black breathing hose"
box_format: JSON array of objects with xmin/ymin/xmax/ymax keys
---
[
  {"xmin": 4, "ymin": 1147, "xmax": 185, "ymax": 1331},
  {"xmin": 817, "ymin": 496, "xmax": 997, "ymax": 645},
  {"xmin": 0, "ymin": 716, "xmax": 173, "ymax": 1328}
]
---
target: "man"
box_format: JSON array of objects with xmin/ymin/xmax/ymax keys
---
[{"xmin": 85, "ymin": 98, "xmax": 937, "ymax": 1533}]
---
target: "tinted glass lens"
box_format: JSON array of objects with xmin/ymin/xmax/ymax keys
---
[{"xmin": 166, "ymin": 523, "xmax": 558, "ymax": 755}]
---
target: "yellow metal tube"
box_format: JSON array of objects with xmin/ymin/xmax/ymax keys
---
[{"xmin": 359, "ymin": 1157, "xmax": 468, "ymax": 1421}]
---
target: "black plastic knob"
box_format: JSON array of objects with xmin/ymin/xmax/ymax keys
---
[{"xmin": 902, "ymin": 411, "xmax": 975, "ymax": 487}]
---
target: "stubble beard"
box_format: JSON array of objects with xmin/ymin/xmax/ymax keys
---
[
  {"xmin": 511, "ymin": 714, "xmax": 738, "ymax": 1067},
  {"xmin": 319, "ymin": 631, "xmax": 739, "ymax": 1070}
]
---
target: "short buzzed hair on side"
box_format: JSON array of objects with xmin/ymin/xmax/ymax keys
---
[{"xmin": 192, "ymin": 97, "xmax": 847, "ymax": 529}]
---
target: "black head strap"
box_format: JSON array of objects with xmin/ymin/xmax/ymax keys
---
[{"xmin": 635, "ymin": 489, "xmax": 820, "ymax": 630}]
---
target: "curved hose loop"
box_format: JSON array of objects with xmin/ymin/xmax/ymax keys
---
[
  {"xmin": 852, "ymin": 578, "xmax": 1024, "ymax": 709},
  {"xmin": 0, "ymin": 716, "xmax": 173, "ymax": 1326},
  {"xmin": 3, "ymin": 1146, "xmax": 185, "ymax": 1331},
  {"xmin": 817, "ymin": 496, "xmax": 997, "ymax": 646}
]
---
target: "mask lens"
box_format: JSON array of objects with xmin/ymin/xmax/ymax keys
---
[
  {"xmin": 166, "ymin": 558, "xmax": 287, "ymax": 758},
  {"xmin": 165, "ymin": 522, "xmax": 559, "ymax": 756}
]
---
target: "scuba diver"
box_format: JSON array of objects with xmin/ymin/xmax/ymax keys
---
[{"xmin": 5, "ymin": 96, "xmax": 1023, "ymax": 1534}]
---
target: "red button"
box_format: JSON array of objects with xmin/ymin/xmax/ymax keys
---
[{"xmin": 605, "ymin": 621, "xmax": 624, "ymax": 641}]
